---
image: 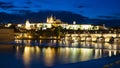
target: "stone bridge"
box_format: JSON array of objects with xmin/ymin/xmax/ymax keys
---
[{"xmin": 65, "ymin": 33, "xmax": 120, "ymax": 43}]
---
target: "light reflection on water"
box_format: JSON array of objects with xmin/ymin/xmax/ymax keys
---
[
  {"xmin": 0, "ymin": 40, "xmax": 120, "ymax": 68},
  {"xmin": 14, "ymin": 39, "xmax": 120, "ymax": 49},
  {"xmin": 15, "ymin": 46, "xmax": 120, "ymax": 67}
]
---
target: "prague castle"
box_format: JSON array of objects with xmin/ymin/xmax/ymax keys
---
[
  {"xmin": 6, "ymin": 15, "xmax": 106, "ymax": 30},
  {"xmin": 3, "ymin": 15, "xmax": 120, "ymax": 43}
]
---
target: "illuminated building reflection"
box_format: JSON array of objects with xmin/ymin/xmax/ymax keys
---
[
  {"xmin": 80, "ymin": 48, "xmax": 93, "ymax": 61},
  {"xmin": 14, "ymin": 40, "xmax": 120, "ymax": 67},
  {"xmin": 43, "ymin": 47, "xmax": 55, "ymax": 66},
  {"xmin": 22, "ymin": 46, "xmax": 41, "ymax": 67}
]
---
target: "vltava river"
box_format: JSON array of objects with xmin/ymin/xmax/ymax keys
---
[{"xmin": 0, "ymin": 40, "xmax": 120, "ymax": 68}]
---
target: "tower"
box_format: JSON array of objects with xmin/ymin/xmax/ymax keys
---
[
  {"xmin": 25, "ymin": 20, "xmax": 31, "ymax": 30},
  {"xmin": 73, "ymin": 21, "xmax": 76, "ymax": 25},
  {"xmin": 46, "ymin": 15, "xmax": 55, "ymax": 24}
]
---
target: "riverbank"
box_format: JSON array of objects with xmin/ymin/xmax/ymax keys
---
[
  {"xmin": 53, "ymin": 55, "xmax": 120, "ymax": 68},
  {"xmin": 15, "ymin": 37, "xmax": 61, "ymax": 40}
]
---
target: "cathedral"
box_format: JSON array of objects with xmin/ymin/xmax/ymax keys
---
[
  {"xmin": 47, "ymin": 15, "xmax": 55, "ymax": 23},
  {"xmin": 14, "ymin": 15, "xmax": 102, "ymax": 30},
  {"xmin": 47, "ymin": 15, "xmax": 63, "ymax": 24}
]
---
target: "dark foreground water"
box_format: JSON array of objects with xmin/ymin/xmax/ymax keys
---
[{"xmin": 0, "ymin": 40, "xmax": 120, "ymax": 68}]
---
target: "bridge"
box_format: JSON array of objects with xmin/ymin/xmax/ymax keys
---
[{"xmin": 64, "ymin": 33, "xmax": 120, "ymax": 43}]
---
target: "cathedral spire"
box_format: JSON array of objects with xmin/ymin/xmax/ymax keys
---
[
  {"xmin": 46, "ymin": 14, "xmax": 54, "ymax": 23},
  {"xmin": 25, "ymin": 19, "xmax": 31, "ymax": 30},
  {"xmin": 47, "ymin": 16, "xmax": 49, "ymax": 23}
]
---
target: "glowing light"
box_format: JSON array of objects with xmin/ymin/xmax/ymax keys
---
[
  {"xmin": 86, "ymin": 37, "xmax": 92, "ymax": 41},
  {"xmin": 22, "ymin": 46, "xmax": 41, "ymax": 67},
  {"xmin": 15, "ymin": 36, "xmax": 20, "ymax": 38},
  {"xmin": 17, "ymin": 24, "xmax": 22, "ymax": 27},
  {"xmin": 23, "ymin": 46, "xmax": 31, "ymax": 65},
  {"xmin": 109, "ymin": 50, "xmax": 112, "ymax": 56},
  {"xmin": 25, "ymin": 20, "xmax": 31, "ymax": 30},
  {"xmin": 94, "ymin": 49, "xmax": 102, "ymax": 59},
  {"xmin": 24, "ymin": 34, "xmax": 28, "ymax": 38},
  {"xmin": 114, "ymin": 50, "xmax": 117, "ymax": 55},
  {"xmin": 47, "ymin": 15, "xmax": 54, "ymax": 23},
  {"xmin": 80, "ymin": 48, "xmax": 93, "ymax": 61},
  {"xmin": 36, "ymin": 46, "xmax": 40, "ymax": 56},
  {"xmin": 8, "ymin": 23, "xmax": 12, "ymax": 27},
  {"xmin": 28, "ymin": 36, "xmax": 32, "ymax": 38},
  {"xmin": 44, "ymin": 47, "xmax": 55, "ymax": 66},
  {"xmin": 73, "ymin": 21, "xmax": 76, "ymax": 25},
  {"xmin": 5, "ymin": 23, "xmax": 12, "ymax": 27},
  {"xmin": 81, "ymin": 25, "xmax": 91, "ymax": 30}
]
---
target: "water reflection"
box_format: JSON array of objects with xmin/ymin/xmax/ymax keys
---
[
  {"xmin": 14, "ymin": 46, "xmax": 120, "ymax": 67},
  {"xmin": 43, "ymin": 47, "xmax": 55, "ymax": 66},
  {"xmin": 8, "ymin": 39, "xmax": 120, "ymax": 67},
  {"xmin": 23, "ymin": 46, "xmax": 31, "ymax": 66},
  {"xmin": 15, "ymin": 39, "xmax": 120, "ymax": 49}
]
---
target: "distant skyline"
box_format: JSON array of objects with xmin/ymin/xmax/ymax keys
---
[{"xmin": 0, "ymin": 0, "xmax": 120, "ymax": 19}]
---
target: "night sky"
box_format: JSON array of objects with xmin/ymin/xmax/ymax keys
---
[{"xmin": 0, "ymin": 0, "xmax": 120, "ymax": 26}]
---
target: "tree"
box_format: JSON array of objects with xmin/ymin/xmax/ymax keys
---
[{"xmin": 53, "ymin": 26, "xmax": 63, "ymax": 38}]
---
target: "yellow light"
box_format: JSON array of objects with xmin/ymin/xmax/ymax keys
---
[
  {"xmin": 80, "ymin": 48, "xmax": 93, "ymax": 61},
  {"xmin": 24, "ymin": 34, "xmax": 27, "ymax": 37},
  {"xmin": 17, "ymin": 24, "xmax": 22, "ymax": 27},
  {"xmin": 15, "ymin": 36, "xmax": 19, "ymax": 38},
  {"xmin": 81, "ymin": 25, "xmax": 91, "ymax": 30},
  {"xmin": 23, "ymin": 46, "xmax": 31, "ymax": 65},
  {"xmin": 5, "ymin": 23, "xmax": 12, "ymax": 27},
  {"xmin": 109, "ymin": 50, "xmax": 112, "ymax": 57},
  {"xmin": 22, "ymin": 46, "xmax": 41, "ymax": 68},
  {"xmin": 28, "ymin": 36, "xmax": 32, "ymax": 38},
  {"xmin": 44, "ymin": 47, "xmax": 55, "ymax": 66},
  {"xmin": 8, "ymin": 23, "xmax": 12, "ymax": 27},
  {"xmin": 25, "ymin": 20, "xmax": 31, "ymax": 30}
]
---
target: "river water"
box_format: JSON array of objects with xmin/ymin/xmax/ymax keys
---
[{"xmin": 0, "ymin": 39, "xmax": 120, "ymax": 68}]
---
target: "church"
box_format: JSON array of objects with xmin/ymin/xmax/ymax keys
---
[{"xmin": 15, "ymin": 15, "xmax": 104, "ymax": 30}]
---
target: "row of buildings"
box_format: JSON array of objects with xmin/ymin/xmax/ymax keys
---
[
  {"xmin": 1, "ymin": 15, "xmax": 119, "ymax": 42},
  {"xmin": 5, "ymin": 15, "xmax": 107, "ymax": 31}
]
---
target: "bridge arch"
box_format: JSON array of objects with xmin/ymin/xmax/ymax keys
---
[
  {"xmin": 85, "ymin": 35, "xmax": 92, "ymax": 42},
  {"xmin": 109, "ymin": 37, "xmax": 114, "ymax": 43},
  {"xmin": 114, "ymin": 37, "xmax": 120, "ymax": 43},
  {"xmin": 96, "ymin": 36, "xmax": 105, "ymax": 43}
]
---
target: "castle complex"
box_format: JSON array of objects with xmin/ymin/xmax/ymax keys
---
[{"xmin": 13, "ymin": 15, "xmax": 106, "ymax": 30}]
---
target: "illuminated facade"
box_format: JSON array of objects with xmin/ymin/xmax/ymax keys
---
[
  {"xmin": 25, "ymin": 20, "xmax": 31, "ymax": 30},
  {"xmin": 47, "ymin": 15, "xmax": 55, "ymax": 23},
  {"xmin": 66, "ymin": 21, "xmax": 99, "ymax": 30},
  {"xmin": 6, "ymin": 15, "xmax": 105, "ymax": 30},
  {"xmin": 23, "ymin": 16, "xmax": 68, "ymax": 30}
]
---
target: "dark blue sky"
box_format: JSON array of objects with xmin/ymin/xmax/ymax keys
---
[{"xmin": 0, "ymin": 0, "xmax": 120, "ymax": 19}]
